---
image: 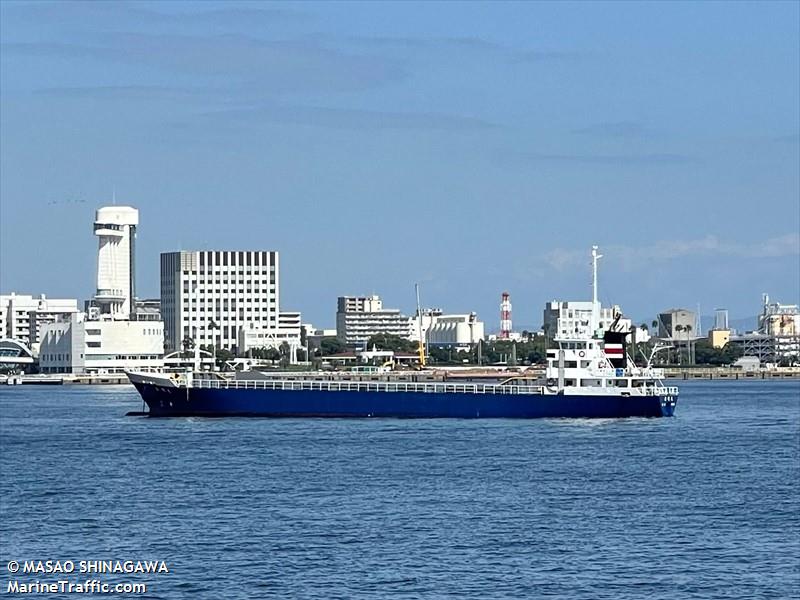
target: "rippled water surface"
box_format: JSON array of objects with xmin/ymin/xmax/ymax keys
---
[{"xmin": 1, "ymin": 381, "xmax": 799, "ymax": 599}]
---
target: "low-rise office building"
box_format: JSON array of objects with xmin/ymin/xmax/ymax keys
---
[
  {"xmin": 237, "ymin": 311, "xmax": 304, "ymax": 363},
  {"xmin": 38, "ymin": 313, "xmax": 164, "ymax": 373}
]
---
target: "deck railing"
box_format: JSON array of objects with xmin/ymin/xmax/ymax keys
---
[
  {"xmin": 187, "ymin": 378, "xmax": 679, "ymax": 397},
  {"xmin": 643, "ymin": 385, "xmax": 679, "ymax": 396},
  {"xmin": 189, "ymin": 378, "xmax": 546, "ymax": 395}
]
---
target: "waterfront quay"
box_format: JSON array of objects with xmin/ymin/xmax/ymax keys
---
[
  {"xmin": 5, "ymin": 366, "xmax": 799, "ymax": 386},
  {"xmin": 2, "ymin": 373, "xmax": 131, "ymax": 386},
  {"xmin": 663, "ymin": 367, "xmax": 800, "ymax": 380}
]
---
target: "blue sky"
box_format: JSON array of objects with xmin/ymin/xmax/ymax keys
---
[{"xmin": 1, "ymin": 0, "xmax": 798, "ymax": 330}]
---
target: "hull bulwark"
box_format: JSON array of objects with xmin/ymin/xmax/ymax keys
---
[{"xmin": 132, "ymin": 381, "xmax": 676, "ymax": 418}]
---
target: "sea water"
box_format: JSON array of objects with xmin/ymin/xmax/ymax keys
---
[{"xmin": 1, "ymin": 380, "xmax": 798, "ymax": 599}]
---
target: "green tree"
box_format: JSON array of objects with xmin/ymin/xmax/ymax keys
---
[
  {"xmin": 278, "ymin": 341, "xmax": 292, "ymax": 367},
  {"xmin": 319, "ymin": 337, "xmax": 347, "ymax": 356},
  {"xmin": 181, "ymin": 337, "xmax": 195, "ymax": 358},
  {"xmin": 366, "ymin": 334, "xmax": 418, "ymax": 353},
  {"xmin": 216, "ymin": 348, "xmax": 234, "ymax": 365},
  {"xmin": 479, "ymin": 338, "xmax": 547, "ymax": 365},
  {"xmin": 694, "ymin": 339, "xmax": 743, "ymax": 365},
  {"xmin": 428, "ymin": 346, "xmax": 452, "ymax": 364}
]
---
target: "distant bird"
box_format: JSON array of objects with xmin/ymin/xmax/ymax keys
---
[{"xmin": 45, "ymin": 197, "xmax": 86, "ymax": 206}]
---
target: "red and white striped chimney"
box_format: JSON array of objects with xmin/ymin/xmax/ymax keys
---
[{"xmin": 500, "ymin": 292, "xmax": 512, "ymax": 339}]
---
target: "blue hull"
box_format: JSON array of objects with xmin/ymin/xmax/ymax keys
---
[{"xmin": 132, "ymin": 382, "xmax": 677, "ymax": 418}]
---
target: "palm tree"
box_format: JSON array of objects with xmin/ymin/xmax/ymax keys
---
[
  {"xmin": 684, "ymin": 324, "xmax": 694, "ymax": 363},
  {"xmin": 181, "ymin": 336, "xmax": 195, "ymax": 359},
  {"xmin": 672, "ymin": 325, "xmax": 684, "ymax": 364}
]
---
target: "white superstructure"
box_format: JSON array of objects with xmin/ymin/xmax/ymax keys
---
[
  {"xmin": 160, "ymin": 250, "xmax": 281, "ymax": 353},
  {"xmin": 94, "ymin": 206, "xmax": 138, "ymax": 320},
  {"xmin": 543, "ymin": 246, "xmax": 674, "ymax": 401}
]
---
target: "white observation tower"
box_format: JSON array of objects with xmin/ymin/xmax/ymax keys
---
[{"xmin": 94, "ymin": 206, "xmax": 138, "ymax": 320}]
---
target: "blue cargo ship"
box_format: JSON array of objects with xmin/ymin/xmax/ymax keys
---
[
  {"xmin": 127, "ymin": 372, "xmax": 677, "ymax": 418},
  {"xmin": 127, "ymin": 247, "xmax": 678, "ymax": 418}
]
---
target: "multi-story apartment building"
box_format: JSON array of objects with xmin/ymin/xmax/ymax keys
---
[
  {"xmin": 336, "ymin": 295, "xmax": 413, "ymax": 346},
  {"xmin": 0, "ymin": 293, "xmax": 79, "ymax": 350},
  {"xmin": 160, "ymin": 250, "xmax": 280, "ymax": 352},
  {"xmin": 543, "ymin": 300, "xmax": 628, "ymax": 341}
]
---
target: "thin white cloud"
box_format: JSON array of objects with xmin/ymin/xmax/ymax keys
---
[
  {"xmin": 2, "ymin": 34, "xmax": 407, "ymax": 94},
  {"xmin": 539, "ymin": 234, "xmax": 800, "ymax": 272},
  {"xmin": 201, "ymin": 104, "xmax": 495, "ymax": 131},
  {"xmin": 572, "ymin": 121, "xmax": 650, "ymax": 138},
  {"xmin": 2, "ymin": 1, "xmax": 308, "ymax": 27},
  {"xmin": 501, "ymin": 150, "xmax": 697, "ymax": 166}
]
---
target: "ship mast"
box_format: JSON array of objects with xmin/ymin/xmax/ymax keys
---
[
  {"xmin": 591, "ymin": 245, "xmax": 602, "ymax": 335},
  {"xmin": 415, "ymin": 283, "xmax": 426, "ymax": 367}
]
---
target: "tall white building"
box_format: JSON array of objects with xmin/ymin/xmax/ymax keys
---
[
  {"xmin": 336, "ymin": 295, "xmax": 413, "ymax": 346},
  {"xmin": 39, "ymin": 204, "xmax": 165, "ymax": 374},
  {"xmin": 160, "ymin": 250, "xmax": 281, "ymax": 352},
  {"xmin": 0, "ymin": 293, "xmax": 79, "ymax": 351},
  {"xmin": 94, "ymin": 206, "xmax": 139, "ymax": 320}
]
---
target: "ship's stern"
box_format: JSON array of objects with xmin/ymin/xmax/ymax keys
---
[{"xmin": 658, "ymin": 387, "xmax": 679, "ymax": 417}]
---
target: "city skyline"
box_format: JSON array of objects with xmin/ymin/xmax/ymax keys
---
[
  {"xmin": 0, "ymin": 205, "xmax": 788, "ymax": 335},
  {"xmin": 1, "ymin": 1, "xmax": 798, "ymax": 326}
]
